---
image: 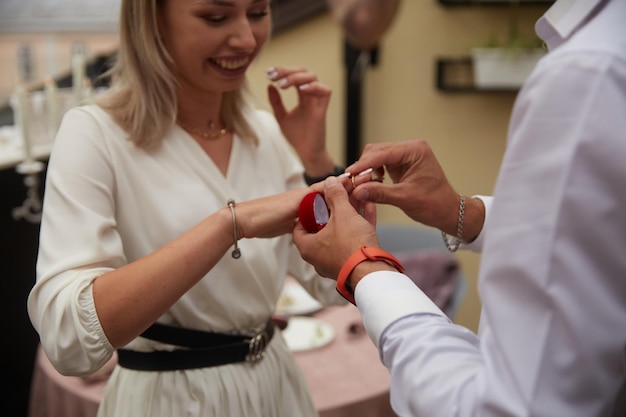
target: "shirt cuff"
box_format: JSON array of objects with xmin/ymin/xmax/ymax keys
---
[
  {"xmin": 460, "ymin": 194, "xmax": 492, "ymax": 253},
  {"xmin": 354, "ymin": 271, "xmax": 447, "ymax": 348}
]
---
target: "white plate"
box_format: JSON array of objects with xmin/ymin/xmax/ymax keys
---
[
  {"xmin": 276, "ymin": 281, "xmax": 323, "ymax": 316},
  {"xmin": 281, "ymin": 317, "xmax": 335, "ymax": 352}
]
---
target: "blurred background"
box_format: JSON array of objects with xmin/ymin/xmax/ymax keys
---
[{"xmin": 0, "ymin": 0, "xmax": 551, "ymax": 415}]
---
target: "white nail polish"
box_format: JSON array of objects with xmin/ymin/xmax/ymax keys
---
[
  {"xmin": 298, "ymin": 83, "xmax": 310, "ymax": 90},
  {"xmin": 337, "ymin": 172, "xmax": 351, "ymax": 178},
  {"xmin": 357, "ymin": 168, "xmax": 373, "ymax": 177},
  {"xmin": 276, "ymin": 78, "xmax": 288, "ymax": 87},
  {"xmin": 267, "ymin": 70, "xmax": 279, "ymax": 80}
]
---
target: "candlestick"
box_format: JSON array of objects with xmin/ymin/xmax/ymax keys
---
[
  {"xmin": 44, "ymin": 76, "xmax": 60, "ymax": 139},
  {"xmin": 45, "ymin": 35, "xmax": 58, "ymax": 79},
  {"xmin": 72, "ymin": 52, "xmax": 85, "ymax": 105},
  {"xmin": 82, "ymin": 78, "xmax": 94, "ymax": 102},
  {"xmin": 12, "ymin": 170, "xmax": 43, "ymax": 224},
  {"xmin": 14, "ymin": 80, "xmax": 35, "ymax": 164}
]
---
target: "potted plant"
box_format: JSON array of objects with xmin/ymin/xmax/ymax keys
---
[{"xmin": 471, "ymin": 0, "xmax": 547, "ymax": 89}]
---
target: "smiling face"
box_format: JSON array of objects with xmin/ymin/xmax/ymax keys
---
[{"xmin": 157, "ymin": 0, "xmax": 271, "ymax": 96}]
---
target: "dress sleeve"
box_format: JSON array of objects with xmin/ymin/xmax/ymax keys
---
[{"xmin": 27, "ymin": 107, "xmax": 120, "ymax": 376}]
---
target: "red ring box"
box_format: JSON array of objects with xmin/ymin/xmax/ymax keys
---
[{"xmin": 298, "ymin": 192, "xmax": 329, "ymax": 233}]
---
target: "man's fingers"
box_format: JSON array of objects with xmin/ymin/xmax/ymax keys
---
[
  {"xmin": 361, "ymin": 201, "xmax": 377, "ymax": 226},
  {"xmin": 352, "ymin": 181, "xmax": 384, "ymax": 204},
  {"xmin": 322, "ymin": 177, "xmax": 351, "ymax": 213}
]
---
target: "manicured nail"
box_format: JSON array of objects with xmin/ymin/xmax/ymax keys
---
[
  {"xmin": 357, "ymin": 168, "xmax": 373, "ymax": 177},
  {"xmin": 337, "ymin": 172, "xmax": 351, "ymax": 178},
  {"xmin": 298, "ymin": 83, "xmax": 310, "ymax": 90},
  {"xmin": 267, "ymin": 70, "xmax": 279, "ymax": 80},
  {"xmin": 276, "ymin": 78, "xmax": 288, "ymax": 88}
]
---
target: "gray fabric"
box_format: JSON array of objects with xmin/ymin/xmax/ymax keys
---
[{"xmin": 376, "ymin": 224, "xmax": 466, "ymax": 318}]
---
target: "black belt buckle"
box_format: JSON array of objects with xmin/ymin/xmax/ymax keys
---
[
  {"xmin": 246, "ymin": 327, "xmax": 270, "ymax": 362},
  {"xmin": 118, "ymin": 319, "xmax": 275, "ymax": 370}
]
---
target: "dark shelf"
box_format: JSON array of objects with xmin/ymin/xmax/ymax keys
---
[
  {"xmin": 435, "ymin": 57, "xmax": 520, "ymax": 93},
  {"xmin": 436, "ymin": 57, "xmax": 473, "ymax": 91},
  {"xmin": 271, "ymin": 0, "xmax": 327, "ymax": 34}
]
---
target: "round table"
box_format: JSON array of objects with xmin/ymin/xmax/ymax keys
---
[{"xmin": 29, "ymin": 305, "xmax": 396, "ymax": 417}]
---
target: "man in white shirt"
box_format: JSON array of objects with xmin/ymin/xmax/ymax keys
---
[{"xmin": 293, "ymin": 0, "xmax": 626, "ymax": 416}]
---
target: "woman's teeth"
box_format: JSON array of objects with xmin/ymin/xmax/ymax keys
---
[{"xmin": 212, "ymin": 57, "xmax": 249, "ymax": 70}]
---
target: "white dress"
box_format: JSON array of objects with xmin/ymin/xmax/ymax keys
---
[{"xmin": 27, "ymin": 104, "xmax": 345, "ymax": 417}]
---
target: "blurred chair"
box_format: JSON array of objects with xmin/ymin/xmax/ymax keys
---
[{"xmin": 376, "ymin": 223, "xmax": 467, "ymax": 319}]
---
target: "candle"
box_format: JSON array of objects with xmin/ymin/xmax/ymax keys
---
[
  {"xmin": 14, "ymin": 80, "xmax": 35, "ymax": 164},
  {"xmin": 45, "ymin": 35, "xmax": 58, "ymax": 78},
  {"xmin": 44, "ymin": 76, "xmax": 60, "ymax": 138},
  {"xmin": 72, "ymin": 52, "xmax": 85, "ymax": 105}
]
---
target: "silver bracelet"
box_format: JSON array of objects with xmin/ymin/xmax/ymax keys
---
[
  {"xmin": 227, "ymin": 199, "xmax": 241, "ymax": 259},
  {"xmin": 441, "ymin": 194, "xmax": 465, "ymax": 253}
]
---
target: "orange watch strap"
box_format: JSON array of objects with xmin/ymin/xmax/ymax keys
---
[{"xmin": 336, "ymin": 246, "xmax": 405, "ymax": 305}]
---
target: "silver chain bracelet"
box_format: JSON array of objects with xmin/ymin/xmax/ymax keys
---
[{"xmin": 441, "ymin": 194, "xmax": 465, "ymax": 252}]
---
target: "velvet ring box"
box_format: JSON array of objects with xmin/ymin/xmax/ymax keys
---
[{"xmin": 299, "ymin": 192, "xmax": 329, "ymax": 233}]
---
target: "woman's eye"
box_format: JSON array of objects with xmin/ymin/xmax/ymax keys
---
[
  {"xmin": 248, "ymin": 9, "xmax": 269, "ymax": 20},
  {"xmin": 202, "ymin": 14, "xmax": 226, "ymax": 24}
]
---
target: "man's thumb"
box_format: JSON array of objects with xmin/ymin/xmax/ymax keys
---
[{"xmin": 322, "ymin": 176, "xmax": 349, "ymax": 211}]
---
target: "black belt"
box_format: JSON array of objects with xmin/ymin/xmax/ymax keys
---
[{"xmin": 117, "ymin": 319, "xmax": 274, "ymax": 371}]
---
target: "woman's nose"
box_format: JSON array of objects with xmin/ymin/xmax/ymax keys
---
[{"xmin": 228, "ymin": 19, "xmax": 257, "ymax": 51}]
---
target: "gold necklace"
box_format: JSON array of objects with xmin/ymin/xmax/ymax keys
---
[{"xmin": 178, "ymin": 120, "xmax": 229, "ymax": 140}]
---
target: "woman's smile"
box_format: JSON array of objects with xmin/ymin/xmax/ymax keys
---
[{"xmin": 209, "ymin": 56, "xmax": 251, "ymax": 75}]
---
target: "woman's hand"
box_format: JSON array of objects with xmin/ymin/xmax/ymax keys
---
[
  {"xmin": 266, "ymin": 66, "xmax": 335, "ymax": 178},
  {"xmin": 234, "ymin": 185, "xmax": 323, "ymax": 239}
]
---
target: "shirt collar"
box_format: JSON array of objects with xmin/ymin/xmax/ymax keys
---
[{"xmin": 535, "ymin": 0, "xmax": 606, "ymax": 50}]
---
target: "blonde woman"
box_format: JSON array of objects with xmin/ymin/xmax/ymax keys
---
[{"xmin": 28, "ymin": 0, "xmax": 345, "ymax": 416}]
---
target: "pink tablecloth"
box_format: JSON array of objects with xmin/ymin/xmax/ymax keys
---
[
  {"xmin": 29, "ymin": 305, "xmax": 396, "ymax": 417},
  {"xmin": 296, "ymin": 305, "xmax": 395, "ymax": 417},
  {"xmin": 29, "ymin": 348, "xmax": 110, "ymax": 417}
]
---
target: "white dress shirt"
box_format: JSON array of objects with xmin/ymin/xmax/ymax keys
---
[{"xmin": 355, "ymin": 1, "xmax": 626, "ymax": 416}]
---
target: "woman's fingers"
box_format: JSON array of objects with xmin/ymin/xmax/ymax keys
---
[{"xmin": 266, "ymin": 66, "xmax": 320, "ymax": 90}]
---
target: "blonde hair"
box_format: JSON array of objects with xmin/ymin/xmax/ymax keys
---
[{"xmin": 96, "ymin": 0, "xmax": 259, "ymax": 149}]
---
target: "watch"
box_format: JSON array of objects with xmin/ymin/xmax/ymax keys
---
[
  {"xmin": 303, "ymin": 165, "xmax": 345, "ymax": 186},
  {"xmin": 336, "ymin": 246, "xmax": 405, "ymax": 305}
]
